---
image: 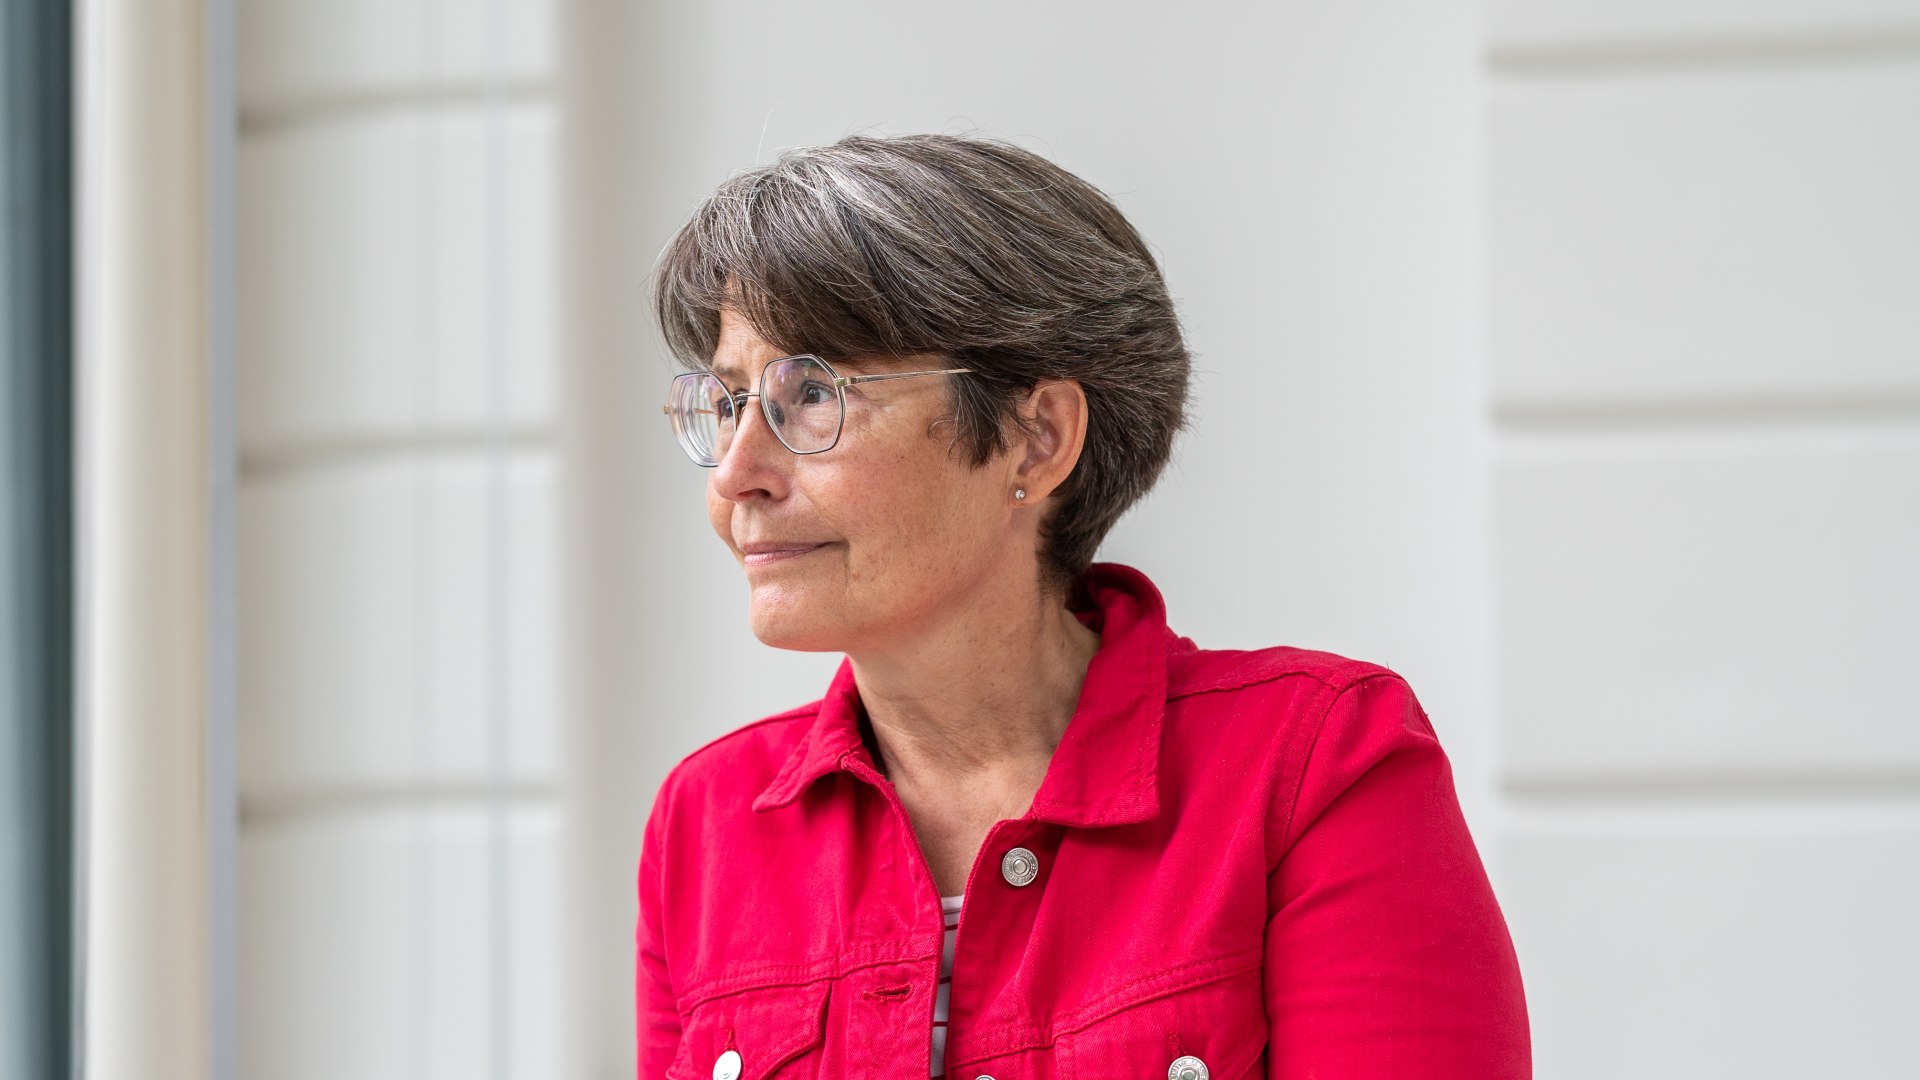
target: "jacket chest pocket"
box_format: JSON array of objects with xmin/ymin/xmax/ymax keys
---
[
  {"xmin": 665, "ymin": 980, "xmax": 830, "ymax": 1080},
  {"xmin": 1054, "ymin": 965, "xmax": 1267, "ymax": 1080}
]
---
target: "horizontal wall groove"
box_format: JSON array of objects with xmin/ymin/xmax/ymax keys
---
[
  {"xmin": 1489, "ymin": 25, "xmax": 1920, "ymax": 78},
  {"xmin": 1492, "ymin": 392, "xmax": 1920, "ymax": 436},
  {"xmin": 240, "ymin": 423, "xmax": 556, "ymax": 477},
  {"xmin": 240, "ymin": 780, "xmax": 558, "ymax": 826},
  {"xmin": 239, "ymin": 77, "xmax": 553, "ymax": 136},
  {"xmin": 1503, "ymin": 770, "xmax": 1920, "ymax": 805}
]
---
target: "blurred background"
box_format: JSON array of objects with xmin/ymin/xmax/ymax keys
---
[{"xmin": 5, "ymin": 1, "xmax": 1918, "ymax": 1078}]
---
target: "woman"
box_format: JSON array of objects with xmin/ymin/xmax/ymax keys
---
[{"xmin": 637, "ymin": 133, "xmax": 1530, "ymax": 1080}]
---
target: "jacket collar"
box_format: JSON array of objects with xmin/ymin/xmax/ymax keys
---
[{"xmin": 752, "ymin": 563, "xmax": 1171, "ymax": 828}]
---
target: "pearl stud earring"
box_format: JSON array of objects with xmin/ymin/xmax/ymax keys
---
[{"xmin": 1015, "ymin": 488, "xmax": 1027, "ymax": 501}]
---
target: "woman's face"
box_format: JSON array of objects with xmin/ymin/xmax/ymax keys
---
[{"xmin": 705, "ymin": 309, "xmax": 1023, "ymax": 653}]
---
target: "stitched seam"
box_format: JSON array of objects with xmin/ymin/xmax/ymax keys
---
[
  {"xmin": 682, "ymin": 949, "xmax": 932, "ymax": 1009},
  {"xmin": 1271, "ymin": 672, "xmax": 1407, "ymax": 863},
  {"xmin": 760, "ymin": 983, "xmax": 829, "ymax": 1073},
  {"xmin": 1058, "ymin": 954, "xmax": 1268, "ymax": 1079},
  {"xmin": 671, "ymin": 979, "xmax": 829, "ymax": 1070},
  {"xmin": 1127, "ymin": 647, "xmax": 1162, "ymax": 814},
  {"xmin": 945, "ymin": 947, "xmax": 1262, "ymax": 1066},
  {"xmin": 1271, "ymin": 679, "xmax": 1340, "ymax": 863},
  {"xmin": 1057, "ymin": 947, "xmax": 1263, "ymax": 1033},
  {"xmin": 678, "ymin": 942, "xmax": 936, "ymax": 1010},
  {"xmin": 1168, "ymin": 662, "xmax": 1388, "ymax": 703}
]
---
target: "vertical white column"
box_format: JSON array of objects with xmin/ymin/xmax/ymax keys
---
[
  {"xmin": 556, "ymin": 6, "xmax": 653, "ymax": 1078},
  {"xmin": 74, "ymin": 2, "xmax": 212, "ymax": 1078}
]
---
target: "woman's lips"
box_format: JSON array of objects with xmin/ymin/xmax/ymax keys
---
[{"xmin": 741, "ymin": 542, "xmax": 827, "ymax": 567}]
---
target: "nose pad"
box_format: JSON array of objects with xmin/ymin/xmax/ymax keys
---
[
  {"xmin": 711, "ymin": 392, "xmax": 787, "ymax": 479},
  {"xmin": 730, "ymin": 395, "xmax": 778, "ymax": 454}
]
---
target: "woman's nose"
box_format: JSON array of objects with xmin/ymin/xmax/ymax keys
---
[{"xmin": 710, "ymin": 396, "xmax": 790, "ymax": 501}]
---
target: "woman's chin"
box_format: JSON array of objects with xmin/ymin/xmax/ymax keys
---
[
  {"xmin": 748, "ymin": 619, "xmax": 845, "ymax": 653},
  {"xmin": 746, "ymin": 590, "xmax": 848, "ymax": 653}
]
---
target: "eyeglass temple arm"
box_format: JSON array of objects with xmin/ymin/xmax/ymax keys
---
[{"xmin": 836, "ymin": 367, "xmax": 973, "ymax": 387}]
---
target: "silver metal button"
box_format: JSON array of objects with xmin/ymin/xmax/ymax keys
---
[
  {"xmin": 713, "ymin": 1048, "xmax": 742, "ymax": 1080},
  {"xmin": 1168, "ymin": 1054, "xmax": 1208, "ymax": 1080},
  {"xmin": 1000, "ymin": 846, "xmax": 1039, "ymax": 887}
]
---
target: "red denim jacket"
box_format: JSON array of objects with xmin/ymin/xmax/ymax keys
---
[{"xmin": 636, "ymin": 563, "xmax": 1530, "ymax": 1079}]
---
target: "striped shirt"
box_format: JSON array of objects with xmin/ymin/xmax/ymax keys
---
[{"xmin": 930, "ymin": 894, "xmax": 963, "ymax": 1076}]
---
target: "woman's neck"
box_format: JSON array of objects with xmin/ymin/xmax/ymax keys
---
[{"xmin": 847, "ymin": 572, "xmax": 1101, "ymax": 798}]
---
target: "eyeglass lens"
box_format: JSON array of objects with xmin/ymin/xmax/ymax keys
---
[{"xmin": 670, "ymin": 356, "xmax": 843, "ymax": 465}]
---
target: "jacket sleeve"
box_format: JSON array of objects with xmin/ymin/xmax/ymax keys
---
[
  {"xmin": 635, "ymin": 778, "xmax": 682, "ymax": 1078},
  {"xmin": 1264, "ymin": 674, "xmax": 1531, "ymax": 1078}
]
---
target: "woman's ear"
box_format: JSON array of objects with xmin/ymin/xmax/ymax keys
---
[{"xmin": 1013, "ymin": 379, "xmax": 1089, "ymax": 502}]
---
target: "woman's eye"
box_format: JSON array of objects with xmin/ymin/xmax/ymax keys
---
[{"xmin": 797, "ymin": 381, "xmax": 835, "ymax": 406}]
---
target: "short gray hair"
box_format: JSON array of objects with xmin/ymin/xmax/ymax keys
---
[{"xmin": 652, "ymin": 133, "xmax": 1190, "ymax": 589}]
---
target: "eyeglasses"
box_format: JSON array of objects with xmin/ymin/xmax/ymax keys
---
[{"xmin": 663, "ymin": 354, "xmax": 972, "ymax": 467}]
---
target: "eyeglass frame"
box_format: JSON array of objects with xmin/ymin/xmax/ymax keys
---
[{"xmin": 661, "ymin": 353, "xmax": 974, "ymax": 466}]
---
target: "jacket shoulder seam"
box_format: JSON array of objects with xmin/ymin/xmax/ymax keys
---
[
  {"xmin": 1166, "ymin": 652, "xmax": 1399, "ymax": 701},
  {"xmin": 1273, "ymin": 670, "xmax": 1412, "ymax": 856}
]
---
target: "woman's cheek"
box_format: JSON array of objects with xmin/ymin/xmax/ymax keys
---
[{"xmin": 706, "ymin": 492, "xmax": 735, "ymax": 552}]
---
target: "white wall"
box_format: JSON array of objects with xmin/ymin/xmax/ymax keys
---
[
  {"xmin": 1487, "ymin": 2, "xmax": 1920, "ymax": 1076},
  {"xmin": 235, "ymin": 3, "xmax": 560, "ymax": 1079}
]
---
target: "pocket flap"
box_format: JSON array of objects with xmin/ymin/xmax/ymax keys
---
[
  {"xmin": 1057, "ymin": 965, "xmax": 1267, "ymax": 1080},
  {"xmin": 666, "ymin": 979, "xmax": 830, "ymax": 1080}
]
